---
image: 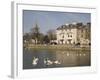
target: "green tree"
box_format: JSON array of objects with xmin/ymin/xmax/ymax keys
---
[
  {"xmin": 43, "ymin": 35, "xmax": 50, "ymax": 44},
  {"xmin": 38, "ymin": 33, "xmax": 44, "ymax": 44},
  {"xmin": 23, "ymin": 33, "xmax": 30, "ymax": 41}
]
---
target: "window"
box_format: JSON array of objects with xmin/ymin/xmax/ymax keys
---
[
  {"xmin": 81, "ymin": 34, "xmax": 83, "ymax": 37},
  {"xmin": 81, "ymin": 29, "xmax": 83, "ymax": 33},
  {"xmin": 62, "ymin": 35, "xmax": 64, "ymax": 38},
  {"xmin": 70, "ymin": 35, "xmax": 72, "ymax": 37},
  {"xmin": 67, "ymin": 33, "xmax": 72, "ymax": 37}
]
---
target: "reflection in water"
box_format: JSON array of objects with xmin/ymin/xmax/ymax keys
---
[{"xmin": 23, "ymin": 49, "xmax": 91, "ymax": 69}]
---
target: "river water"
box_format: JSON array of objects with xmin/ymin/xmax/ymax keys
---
[{"xmin": 23, "ymin": 49, "xmax": 90, "ymax": 69}]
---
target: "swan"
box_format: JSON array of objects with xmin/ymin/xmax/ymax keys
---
[
  {"xmin": 32, "ymin": 57, "xmax": 39, "ymax": 66},
  {"xmin": 44, "ymin": 58, "xmax": 53, "ymax": 65},
  {"xmin": 53, "ymin": 60, "xmax": 61, "ymax": 64},
  {"xmin": 44, "ymin": 58, "xmax": 61, "ymax": 65}
]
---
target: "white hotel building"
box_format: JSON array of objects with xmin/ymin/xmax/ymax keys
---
[{"xmin": 56, "ymin": 22, "xmax": 91, "ymax": 45}]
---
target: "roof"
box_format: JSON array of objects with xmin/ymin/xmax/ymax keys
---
[{"xmin": 56, "ymin": 22, "xmax": 91, "ymax": 30}]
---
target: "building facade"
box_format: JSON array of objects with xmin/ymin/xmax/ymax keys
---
[{"xmin": 56, "ymin": 22, "xmax": 91, "ymax": 45}]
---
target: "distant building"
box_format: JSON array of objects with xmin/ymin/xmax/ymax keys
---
[{"xmin": 56, "ymin": 22, "xmax": 91, "ymax": 45}]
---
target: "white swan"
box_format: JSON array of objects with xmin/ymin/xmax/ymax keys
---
[
  {"xmin": 53, "ymin": 60, "xmax": 61, "ymax": 64},
  {"xmin": 32, "ymin": 57, "xmax": 39, "ymax": 66},
  {"xmin": 44, "ymin": 58, "xmax": 53, "ymax": 65},
  {"xmin": 44, "ymin": 58, "xmax": 61, "ymax": 65}
]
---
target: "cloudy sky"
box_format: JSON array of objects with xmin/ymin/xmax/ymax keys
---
[{"xmin": 23, "ymin": 10, "xmax": 91, "ymax": 34}]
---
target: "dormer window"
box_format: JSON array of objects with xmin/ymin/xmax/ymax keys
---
[{"xmin": 69, "ymin": 28, "xmax": 71, "ymax": 31}]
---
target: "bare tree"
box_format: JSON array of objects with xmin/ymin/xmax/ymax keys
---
[
  {"xmin": 31, "ymin": 23, "xmax": 40, "ymax": 44},
  {"xmin": 47, "ymin": 29, "xmax": 57, "ymax": 40}
]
